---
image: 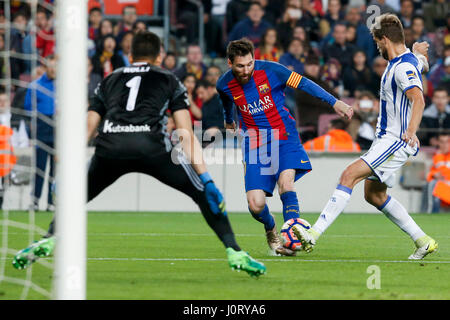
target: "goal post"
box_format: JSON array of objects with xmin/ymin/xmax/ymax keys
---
[{"xmin": 53, "ymin": 0, "xmax": 88, "ymax": 300}]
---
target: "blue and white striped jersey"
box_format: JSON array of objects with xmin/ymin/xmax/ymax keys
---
[{"xmin": 376, "ymin": 49, "xmax": 424, "ymax": 139}]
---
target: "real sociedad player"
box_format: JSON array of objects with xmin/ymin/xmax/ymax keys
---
[
  {"xmin": 216, "ymin": 38, "xmax": 353, "ymax": 256},
  {"xmin": 294, "ymin": 14, "xmax": 438, "ymax": 260}
]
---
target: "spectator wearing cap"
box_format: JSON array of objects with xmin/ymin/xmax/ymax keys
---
[
  {"xmin": 228, "ymin": 2, "xmax": 272, "ymax": 47},
  {"xmin": 295, "ymin": 55, "xmax": 339, "ymax": 141}
]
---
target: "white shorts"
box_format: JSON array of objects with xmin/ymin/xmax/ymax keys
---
[{"xmin": 360, "ymin": 136, "xmax": 418, "ymax": 188}]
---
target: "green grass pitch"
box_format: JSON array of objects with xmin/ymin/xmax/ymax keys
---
[{"xmin": 1, "ymin": 211, "xmax": 449, "ymax": 300}]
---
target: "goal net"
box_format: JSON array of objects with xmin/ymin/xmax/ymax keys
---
[{"xmin": 0, "ymin": 0, "xmax": 87, "ymax": 300}]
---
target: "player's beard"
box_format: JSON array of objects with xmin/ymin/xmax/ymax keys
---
[
  {"xmin": 234, "ymin": 69, "xmax": 254, "ymax": 85},
  {"xmin": 380, "ymin": 47, "xmax": 389, "ymax": 61}
]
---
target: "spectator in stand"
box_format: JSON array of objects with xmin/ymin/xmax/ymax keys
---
[
  {"xmin": 118, "ymin": 31, "xmax": 133, "ymax": 67},
  {"xmin": 342, "ymin": 50, "xmax": 373, "ymax": 97},
  {"xmin": 321, "ymin": 0, "xmax": 345, "ymax": 32},
  {"xmin": 323, "ymin": 22, "xmax": 356, "ymax": 70},
  {"xmin": 132, "ymin": 20, "xmax": 147, "ymax": 34},
  {"xmin": 24, "ymin": 55, "xmax": 57, "ymax": 211},
  {"xmin": 255, "ymin": 28, "xmax": 283, "ymax": 62},
  {"xmin": 398, "ymin": 0, "xmax": 414, "ymax": 28},
  {"xmin": 34, "ymin": 8, "xmax": 54, "ymax": 58},
  {"xmin": 115, "ymin": 5, "xmax": 137, "ymax": 42},
  {"xmin": 411, "ymin": 15, "xmax": 436, "ymax": 65},
  {"xmin": 95, "ymin": 19, "xmax": 114, "ymax": 46},
  {"xmin": 174, "ymin": 44, "xmax": 207, "ymax": 81},
  {"xmin": 344, "ymin": 5, "xmax": 376, "ymax": 63},
  {"xmin": 162, "ymin": 51, "xmax": 178, "ymax": 72},
  {"xmin": 10, "ymin": 11, "xmax": 28, "ymax": 80},
  {"xmin": 279, "ymin": 37, "xmax": 306, "ymax": 114},
  {"xmin": 91, "ymin": 34, "xmax": 125, "ymax": 79},
  {"xmin": 256, "ymin": 0, "xmax": 277, "ymax": 26},
  {"xmin": 291, "ymin": 25, "xmax": 311, "ymax": 53},
  {"xmin": 177, "ymin": 0, "xmax": 212, "ymax": 45},
  {"xmin": 403, "ymin": 26, "xmax": 415, "ymax": 49},
  {"xmin": 349, "ymin": 91, "xmax": 379, "ymax": 150},
  {"xmin": 225, "ymin": 0, "xmax": 252, "ymax": 34},
  {"xmin": 205, "ymin": 65, "xmax": 222, "ymax": 86},
  {"xmin": 423, "ymin": 0, "xmax": 449, "ymax": 32},
  {"xmin": 369, "ymin": 56, "xmax": 388, "ymax": 97},
  {"xmin": 228, "ymin": 2, "xmax": 271, "ymax": 46},
  {"xmin": 182, "ymin": 74, "xmax": 203, "ymax": 125},
  {"xmin": 345, "ymin": 24, "xmax": 357, "ymax": 45},
  {"xmin": 295, "ymin": 55, "xmax": 338, "ymax": 141},
  {"xmin": 421, "ymin": 133, "xmax": 450, "ymax": 213},
  {"xmin": 196, "ymin": 80, "xmax": 225, "ymax": 145},
  {"xmin": 303, "ymin": 118, "xmax": 361, "ymax": 152},
  {"xmin": 429, "ymin": 46, "xmax": 450, "ymax": 89},
  {"xmin": 209, "ymin": 0, "xmax": 231, "ymax": 56},
  {"xmin": 321, "ymin": 58, "xmax": 343, "ymax": 97},
  {"xmin": 420, "ymin": 87, "xmax": 450, "ymax": 146},
  {"xmin": 367, "ymin": 0, "xmax": 396, "ymax": 14},
  {"xmin": 88, "ymin": 7, "xmax": 102, "ymax": 41}
]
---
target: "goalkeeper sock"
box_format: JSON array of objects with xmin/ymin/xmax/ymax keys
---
[
  {"xmin": 379, "ymin": 196, "xmax": 425, "ymax": 241},
  {"xmin": 280, "ymin": 191, "xmax": 300, "ymax": 222},
  {"xmin": 313, "ymin": 184, "xmax": 352, "ymax": 236},
  {"xmin": 249, "ymin": 205, "xmax": 275, "ymax": 231}
]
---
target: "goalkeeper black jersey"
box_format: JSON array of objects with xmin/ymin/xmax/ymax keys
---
[{"xmin": 88, "ymin": 62, "xmax": 188, "ymax": 159}]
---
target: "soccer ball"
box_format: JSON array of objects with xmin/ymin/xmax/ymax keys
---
[{"xmin": 280, "ymin": 218, "xmax": 311, "ymax": 251}]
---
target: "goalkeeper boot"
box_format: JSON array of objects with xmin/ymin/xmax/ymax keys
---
[
  {"xmin": 408, "ymin": 235, "xmax": 438, "ymax": 260},
  {"xmin": 265, "ymin": 225, "xmax": 295, "ymax": 256},
  {"xmin": 12, "ymin": 236, "xmax": 56, "ymax": 270},
  {"xmin": 292, "ymin": 226, "xmax": 319, "ymax": 253},
  {"xmin": 226, "ymin": 248, "xmax": 266, "ymax": 278}
]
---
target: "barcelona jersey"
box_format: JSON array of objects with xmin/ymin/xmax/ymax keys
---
[{"xmin": 217, "ymin": 60, "xmax": 337, "ymax": 195}]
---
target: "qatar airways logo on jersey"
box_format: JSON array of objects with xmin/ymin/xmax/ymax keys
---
[
  {"xmin": 103, "ymin": 120, "xmax": 151, "ymax": 133},
  {"xmin": 237, "ymin": 95, "xmax": 274, "ymax": 115}
]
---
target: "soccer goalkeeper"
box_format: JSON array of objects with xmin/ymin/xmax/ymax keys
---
[{"xmin": 13, "ymin": 31, "xmax": 266, "ymax": 278}]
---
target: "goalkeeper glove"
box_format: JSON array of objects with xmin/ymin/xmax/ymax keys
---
[{"xmin": 199, "ymin": 172, "xmax": 226, "ymax": 216}]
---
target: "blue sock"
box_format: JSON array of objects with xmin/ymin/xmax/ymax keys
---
[
  {"xmin": 280, "ymin": 191, "xmax": 300, "ymax": 222},
  {"xmin": 249, "ymin": 205, "xmax": 275, "ymax": 231}
]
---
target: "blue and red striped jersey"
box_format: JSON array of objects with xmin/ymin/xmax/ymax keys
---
[{"xmin": 217, "ymin": 60, "xmax": 337, "ymax": 148}]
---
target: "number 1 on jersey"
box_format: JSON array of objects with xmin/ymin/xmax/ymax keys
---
[{"xmin": 126, "ymin": 76, "xmax": 142, "ymax": 111}]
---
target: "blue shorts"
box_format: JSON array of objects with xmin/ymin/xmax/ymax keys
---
[{"xmin": 242, "ymin": 139, "xmax": 312, "ymax": 197}]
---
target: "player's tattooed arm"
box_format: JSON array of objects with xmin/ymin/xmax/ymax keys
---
[{"xmin": 403, "ymin": 86, "xmax": 425, "ymax": 148}]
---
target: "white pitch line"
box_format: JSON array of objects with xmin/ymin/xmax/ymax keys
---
[{"xmin": 85, "ymin": 257, "xmax": 450, "ymax": 264}]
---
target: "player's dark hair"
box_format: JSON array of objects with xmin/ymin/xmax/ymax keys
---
[
  {"xmin": 226, "ymin": 38, "xmax": 254, "ymax": 63},
  {"xmin": 330, "ymin": 118, "xmax": 347, "ymax": 130},
  {"xmin": 370, "ymin": 13, "xmax": 405, "ymax": 44},
  {"xmin": 131, "ymin": 31, "xmax": 161, "ymax": 61}
]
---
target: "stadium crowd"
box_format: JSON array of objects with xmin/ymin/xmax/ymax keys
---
[
  {"xmin": 1, "ymin": 0, "xmax": 449, "ymax": 148},
  {"xmin": 0, "ymin": 0, "xmax": 449, "ymax": 211}
]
